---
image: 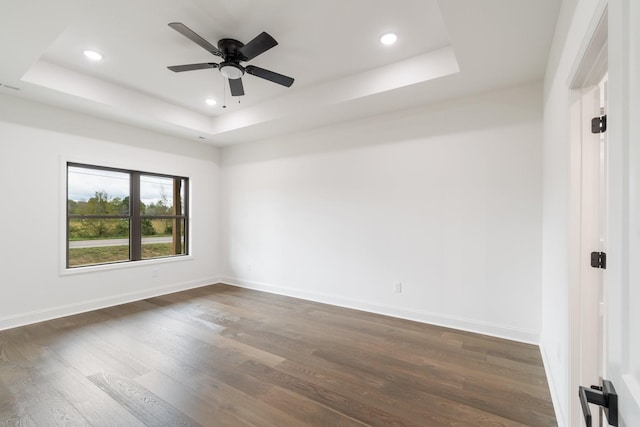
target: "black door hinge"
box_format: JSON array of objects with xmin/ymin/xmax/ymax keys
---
[
  {"xmin": 591, "ymin": 251, "xmax": 607, "ymax": 269},
  {"xmin": 592, "ymin": 115, "xmax": 607, "ymax": 133}
]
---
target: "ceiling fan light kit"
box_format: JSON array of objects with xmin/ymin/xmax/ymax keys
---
[
  {"xmin": 219, "ymin": 62, "xmax": 244, "ymax": 79},
  {"xmin": 167, "ymin": 22, "xmax": 294, "ymax": 97}
]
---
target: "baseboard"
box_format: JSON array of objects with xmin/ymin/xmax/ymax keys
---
[
  {"xmin": 220, "ymin": 276, "xmax": 540, "ymax": 345},
  {"xmin": 0, "ymin": 277, "xmax": 219, "ymax": 331},
  {"xmin": 540, "ymin": 341, "xmax": 566, "ymax": 427},
  {"xmin": 1, "ymin": 274, "xmax": 541, "ymax": 345}
]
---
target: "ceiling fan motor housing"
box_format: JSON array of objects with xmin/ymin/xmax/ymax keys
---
[
  {"xmin": 217, "ymin": 39, "xmax": 247, "ymax": 79},
  {"xmin": 218, "ymin": 39, "xmax": 247, "ymax": 61}
]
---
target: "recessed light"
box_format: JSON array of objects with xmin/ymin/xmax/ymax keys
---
[
  {"xmin": 380, "ymin": 33, "xmax": 397, "ymax": 45},
  {"xmin": 205, "ymin": 98, "xmax": 217, "ymax": 106},
  {"xmin": 83, "ymin": 50, "xmax": 103, "ymax": 61}
]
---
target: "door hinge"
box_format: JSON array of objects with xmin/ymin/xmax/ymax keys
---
[
  {"xmin": 591, "ymin": 115, "xmax": 607, "ymax": 133},
  {"xmin": 579, "ymin": 380, "xmax": 618, "ymax": 426},
  {"xmin": 591, "ymin": 251, "xmax": 607, "ymax": 269}
]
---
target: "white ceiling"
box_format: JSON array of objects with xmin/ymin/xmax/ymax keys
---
[{"xmin": 0, "ymin": 0, "xmax": 560, "ymax": 146}]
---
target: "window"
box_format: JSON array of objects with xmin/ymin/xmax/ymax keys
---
[{"xmin": 67, "ymin": 163, "xmax": 188, "ymax": 268}]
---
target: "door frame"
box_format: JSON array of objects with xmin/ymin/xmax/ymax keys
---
[{"xmin": 568, "ymin": 6, "xmax": 609, "ymax": 426}]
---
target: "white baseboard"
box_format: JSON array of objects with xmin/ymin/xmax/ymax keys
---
[
  {"xmin": 540, "ymin": 341, "xmax": 566, "ymax": 427},
  {"xmin": 220, "ymin": 276, "xmax": 540, "ymax": 345},
  {"xmin": 1, "ymin": 274, "xmax": 541, "ymax": 346},
  {"xmin": 0, "ymin": 277, "xmax": 219, "ymax": 331}
]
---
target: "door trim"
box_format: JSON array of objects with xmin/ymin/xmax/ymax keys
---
[{"xmin": 568, "ymin": 7, "xmax": 609, "ymax": 427}]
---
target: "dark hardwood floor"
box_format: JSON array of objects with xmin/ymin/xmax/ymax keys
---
[{"xmin": 0, "ymin": 284, "xmax": 557, "ymax": 426}]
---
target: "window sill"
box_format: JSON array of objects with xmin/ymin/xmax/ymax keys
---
[{"xmin": 59, "ymin": 254, "xmax": 195, "ymax": 276}]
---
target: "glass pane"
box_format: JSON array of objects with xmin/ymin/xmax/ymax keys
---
[
  {"xmin": 68, "ymin": 218, "xmax": 130, "ymax": 267},
  {"xmin": 180, "ymin": 178, "xmax": 186, "ymax": 215},
  {"xmin": 68, "ymin": 166, "xmax": 130, "ymax": 215},
  {"xmin": 142, "ymin": 219, "xmax": 186, "ymax": 259},
  {"xmin": 141, "ymin": 175, "xmax": 175, "ymax": 215}
]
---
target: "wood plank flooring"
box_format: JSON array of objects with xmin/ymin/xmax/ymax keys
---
[{"xmin": 0, "ymin": 284, "xmax": 557, "ymax": 426}]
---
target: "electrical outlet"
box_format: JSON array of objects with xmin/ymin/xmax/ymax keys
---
[{"xmin": 393, "ymin": 282, "xmax": 402, "ymax": 293}]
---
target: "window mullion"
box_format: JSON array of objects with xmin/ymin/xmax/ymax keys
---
[
  {"xmin": 172, "ymin": 177, "xmax": 182, "ymax": 255},
  {"xmin": 130, "ymin": 172, "xmax": 142, "ymax": 261}
]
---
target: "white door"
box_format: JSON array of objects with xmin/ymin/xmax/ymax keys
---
[{"xmin": 604, "ymin": 0, "xmax": 640, "ymax": 424}]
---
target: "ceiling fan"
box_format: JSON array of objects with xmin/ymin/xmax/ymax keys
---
[{"xmin": 167, "ymin": 22, "xmax": 294, "ymax": 97}]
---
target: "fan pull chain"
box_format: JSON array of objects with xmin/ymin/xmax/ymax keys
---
[{"xmin": 222, "ymin": 77, "xmax": 227, "ymax": 108}]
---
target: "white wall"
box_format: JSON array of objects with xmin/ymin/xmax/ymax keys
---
[
  {"xmin": 0, "ymin": 94, "xmax": 221, "ymax": 330},
  {"xmin": 219, "ymin": 83, "xmax": 543, "ymax": 343}
]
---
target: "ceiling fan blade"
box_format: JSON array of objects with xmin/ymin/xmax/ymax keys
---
[
  {"xmin": 238, "ymin": 32, "xmax": 278, "ymax": 61},
  {"xmin": 246, "ymin": 65, "xmax": 294, "ymax": 87},
  {"xmin": 167, "ymin": 63, "xmax": 218, "ymax": 72},
  {"xmin": 228, "ymin": 78, "xmax": 245, "ymax": 96},
  {"xmin": 168, "ymin": 22, "xmax": 222, "ymax": 56}
]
